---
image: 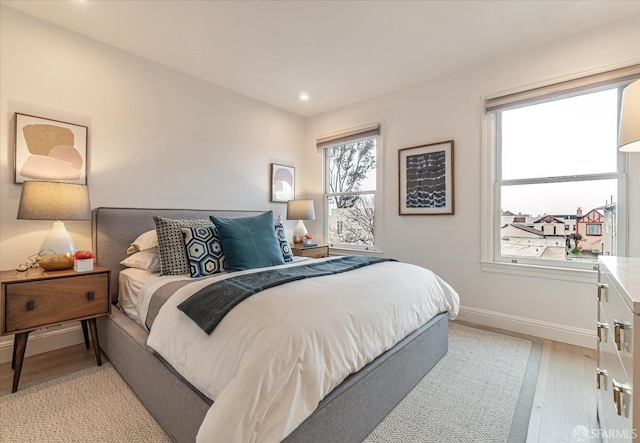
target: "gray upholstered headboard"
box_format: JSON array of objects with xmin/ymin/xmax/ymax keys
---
[{"xmin": 92, "ymin": 207, "xmax": 264, "ymax": 304}]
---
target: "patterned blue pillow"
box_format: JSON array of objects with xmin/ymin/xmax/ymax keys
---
[
  {"xmin": 181, "ymin": 226, "xmax": 226, "ymax": 278},
  {"xmin": 154, "ymin": 216, "xmax": 213, "ymax": 275},
  {"xmin": 275, "ymin": 223, "xmax": 293, "ymax": 262}
]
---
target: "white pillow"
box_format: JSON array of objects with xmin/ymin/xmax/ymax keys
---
[
  {"xmin": 120, "ymin": 248, "xmax": 161, "ymax": 273},
  {"xmin": 126, "ymin": 230, "xmax": 159, "ymax": 255}
]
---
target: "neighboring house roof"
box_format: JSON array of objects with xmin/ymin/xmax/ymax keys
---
[
  {"xmin": 553, "ymin": 214, "xmax": 577, "ymax": 220},
  {"xmin": 504, "ymin": 224, "xmax": 544, "ymax": 237},
  {"xmin": 533, "ymin": 215, "xmax": 565, "ymax": 224},
  {"xmin": 577, "ymin": 209, "xmax": 604, "ymax": 222},
  {"xmin": 502, "ymin": 210, "xmax": 516, "ymax": 216}
]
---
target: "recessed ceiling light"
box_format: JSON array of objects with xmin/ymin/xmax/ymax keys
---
[{"xmin": 299, "ymin": 92, "xmax": 309, "ymax": 101}]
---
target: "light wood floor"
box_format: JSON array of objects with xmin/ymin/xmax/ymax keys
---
[{"xmin": 0, "ymin": 328, "xmax": 599, "ymax": 443}]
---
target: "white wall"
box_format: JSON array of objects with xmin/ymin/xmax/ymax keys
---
[
  {"xmin": 0, "ymin": 7, "xmax": 306, "ymax": 361},
  {"xmin": 304, "ymin": 15, "xmax": 640, "ymax": 348},
  {"xmin": 2, "ymin": 6, "xmax": 639, "ymax": 362}
]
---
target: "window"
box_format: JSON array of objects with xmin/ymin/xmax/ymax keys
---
[
  {"xmin": 483, "ymin": 66, "xmax": 638, "ymax": 270},
  {"xmin": 586, "ymin": 224, "xmax": 602, "ymax": 236},
  {"xmin": 320, "ymin": 125, "xmax": 380, "ymax": 251}
]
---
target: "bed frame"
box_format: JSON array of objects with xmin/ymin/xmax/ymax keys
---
[{"xmin": 92, "ymin": 207, "xmax": 449, "ymax": 442}]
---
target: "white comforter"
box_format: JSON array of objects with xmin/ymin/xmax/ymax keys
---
[{"xmin": 142, "ymin": 257, "xmax": 459, "ymax": 443}]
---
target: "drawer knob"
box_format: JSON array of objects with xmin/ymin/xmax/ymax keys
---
[
  {"xmin": 26, "ymin": 301, "xmax": 34, "ymax": 311},
  {"xmin": 597, "ymin": 322, "xmax": 609, "ymax": 342},
  {"xmin": 87, "ymin": 291, "xmax": 94, "ymax": 301},
  {"xmin": 597, "ymin": 283, "xmax": 608, "ymax": 302},
  {"xmin": 612, "ymin": 378, "xmax": 632, "ymax": 416},
  {"xmin": 596, "ymin": 367, "xmax": 608, "ymax": 390},
  {"xmin": 613, "ymin": 320, "xmax": 631, "ymax": 351}
]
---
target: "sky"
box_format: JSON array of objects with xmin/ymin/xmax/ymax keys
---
[{"xmin": 500, "ymin": 88, "xmax": 620, "ymax": 217}]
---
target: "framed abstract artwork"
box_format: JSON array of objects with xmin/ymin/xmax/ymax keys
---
[
  {"xmin": 398, "ymin": 140, "xmax": 454, "ymax": 215},
  {"xmin": 270, "ymin": 163, "xmax": 295, "ymax": 202},
  {"xmin": 14, "ymin": 113, "xmax": 88, "ymax": 184}
]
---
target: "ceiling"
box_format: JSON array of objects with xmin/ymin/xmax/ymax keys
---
[{"xmin": 3, "ymin": 1, "xmax": 640, "ymax": 117}]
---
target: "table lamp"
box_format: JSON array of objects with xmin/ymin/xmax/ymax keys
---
[
  {"xmin": 286, "ymin": 199, "xmax": 315, "ymax": 244},
  {"xmin": 619, "ymin": 79, "xmax": 640, "ymax": 152},
  {"xmin": 17, "ymin": 181, "xmax": 91, "ymax": 270}
]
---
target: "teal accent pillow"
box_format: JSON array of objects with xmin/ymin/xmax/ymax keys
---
[{"xmin": 209, "ymin": 211, "xmax": 285, "ymax": 272}]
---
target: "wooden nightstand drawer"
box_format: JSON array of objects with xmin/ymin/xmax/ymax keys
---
[
  {"xmin": 291, "ymin": 245, "xmax": 329, "ymax": 259},
  {"xmin": 4, "ymin": 273, "xmax": 109, "ymax": 333},
  {"xmin": 1, "ymin": 266, "xmax": 110, "ymax": 392}
]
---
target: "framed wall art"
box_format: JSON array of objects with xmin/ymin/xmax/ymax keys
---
[
  {"xmin": 398, "ymin": 140, "xmax": 454, "ymax": 215},
  {"xmin": 270, "ymin": 163, "xmax": 295, "ymax": 202},
  {"xmin": 14, "ymin": 113, "xmax": 88, "ymax": 184}
]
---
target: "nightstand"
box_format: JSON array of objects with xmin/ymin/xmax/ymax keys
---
[
  {"xmin": 1, "ymin": 266, "xmax": 110, "ymax": 392},
  {"xmin": 291, "ymin": 244, "xmax": 329, "ymax": 259}
]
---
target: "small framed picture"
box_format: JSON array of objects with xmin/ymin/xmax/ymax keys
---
[
  {"xmin": 398, "ymin": 140, "xmax": 454, "ymax": 215},
  {"xmin": 270, "ymin": 163, "xmax": 295, "ymax": 202},
  {"xmin": 14, "ymin": 113, "xmax": 88, "ymax": 184}
]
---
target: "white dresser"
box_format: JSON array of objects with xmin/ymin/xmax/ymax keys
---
[{"xmin": 597, "ymin": 256, "xmax": 640, "ymax": 442}]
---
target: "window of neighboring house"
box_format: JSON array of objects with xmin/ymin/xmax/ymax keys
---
[
  {"xmin": 320, "ymin": 124, "xmax": 380, "ymax": 251},
  {"xmin": 483, "ymin": 66, "xmax": 638, "ymax": 269},
  {"xmin": 586, "ymin": 224, "xmax": 602, "ymax": 236}
]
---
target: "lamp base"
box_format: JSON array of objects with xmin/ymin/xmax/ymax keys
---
[
  {"xmin": 38, "ymin": 220, "xmax": 77, "ymax": 270},
  {"xmin": 293, "ymin": 220, "xmax": 308, "ymax": 245},
  {"xmin": 38, "ymin": 253, "xmax": 74, "ymax": 271}
]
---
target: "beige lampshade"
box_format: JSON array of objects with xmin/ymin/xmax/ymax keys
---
[
  {"xmin": 619, "ymin": 79, "xmax": 640, "ymax": 152},
  {"xmin": 286, "ymin": 199, "xmax": 316, "ymax": 220},
  {"xmin": 287, "ymin": 199, "xmax": 315, "ymax": 245},
  {"xmin": 17, "ymin": 181, "xmax": 91, "ymax": 270},
  {"xmin": 17, "ymin": 181, "xmax": 91, "ymax": 220}
]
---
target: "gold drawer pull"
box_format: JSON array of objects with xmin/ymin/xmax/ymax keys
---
[
  {"xmin": 597, "ymin": 322, "xmax": 609, "ymax": 342},
  {"xmin": 613, "ymin": 320, "xmax": 631, "ymax": 351},
  {"xmin": 597, "ymin": 283, "xmax": 608, "ymax": 302},
  {"xmin": 612, "ymin": 378, "xmax": 632, "ymax": 416},
  {"xmin": 596, "ymin": 367, "xmax": 608, "ymax": 389}
]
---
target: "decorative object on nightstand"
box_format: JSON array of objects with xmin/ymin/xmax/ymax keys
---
[
  {"xmin": 17, "ymin": 181, "xmax": 91, "ymax": 271},
  {"xmin": 303, "ymin": 233, "xmax": 316, "ymax": 247},
  {"xmin": 1, "ymin": 266, "xmax": 111, "ymax": 392},
  {"xmin": 618, "ymin": 79, "xmax": 640, "ymax": 152},
  {"xmin": 290, "ymin": 244, "xmax": 329, "ymax": 259},
  {"xmin": 287, "ymin": 199, "xmax": 315, "ymax": 244},
  {"xmin": 72, "ymin": 250, "xmax": 96, "ymax": 272}
]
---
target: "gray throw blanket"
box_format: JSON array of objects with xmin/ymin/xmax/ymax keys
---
[{"xmin": 178, "ymin": 255, "xmax": 396, "ymax": 334}]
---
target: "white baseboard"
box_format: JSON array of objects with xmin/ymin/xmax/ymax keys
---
[
  {"xmin": 0, "ymin": 325, "xmax": 85, "ymax": 364},
  {"xmin": 457, "ymin": 306, "xmax": 597, "ymax": 349}
]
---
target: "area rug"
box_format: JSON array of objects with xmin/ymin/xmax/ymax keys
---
[
  {"xmin": 0, "ymin": 322, "xmax": 539, "ymax": 443},
  {"xmin": 0, "ymin": 363, "xmax": 170, "ymax": 443},
  {"xmin": 364, "ymin": 322, "xmax": 541, "ymax": 443}
]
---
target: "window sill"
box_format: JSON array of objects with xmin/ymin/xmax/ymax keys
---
[
  {"xmin": 329, "ymin": 247, "xmax": 384, "ymax": 257},
  {"xmin": 479, "ymin": 260, "xmax": 597, "ymax": 284}
]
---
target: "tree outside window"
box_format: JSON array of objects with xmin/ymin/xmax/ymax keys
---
[{"xmin": 324, "ymin": 137, "xmax": 377, "ymax": 249}]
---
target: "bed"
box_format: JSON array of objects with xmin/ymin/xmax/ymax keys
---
[{"xmin": 92, "ymin": 207, "xmax": 459, "ymax": 442}]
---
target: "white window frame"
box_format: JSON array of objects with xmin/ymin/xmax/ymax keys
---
[
  {"xmin": 321, "ymin": 129, "xmax": 383, "ymax": 253},
  {"xmin": 481, "ymin": 69, "xmax": 637, "ymax": 283}
]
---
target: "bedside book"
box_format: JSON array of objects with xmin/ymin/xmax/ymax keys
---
[{"xmin": 302, "ymin": 243, "xmax": 318, "ymax": 247}]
